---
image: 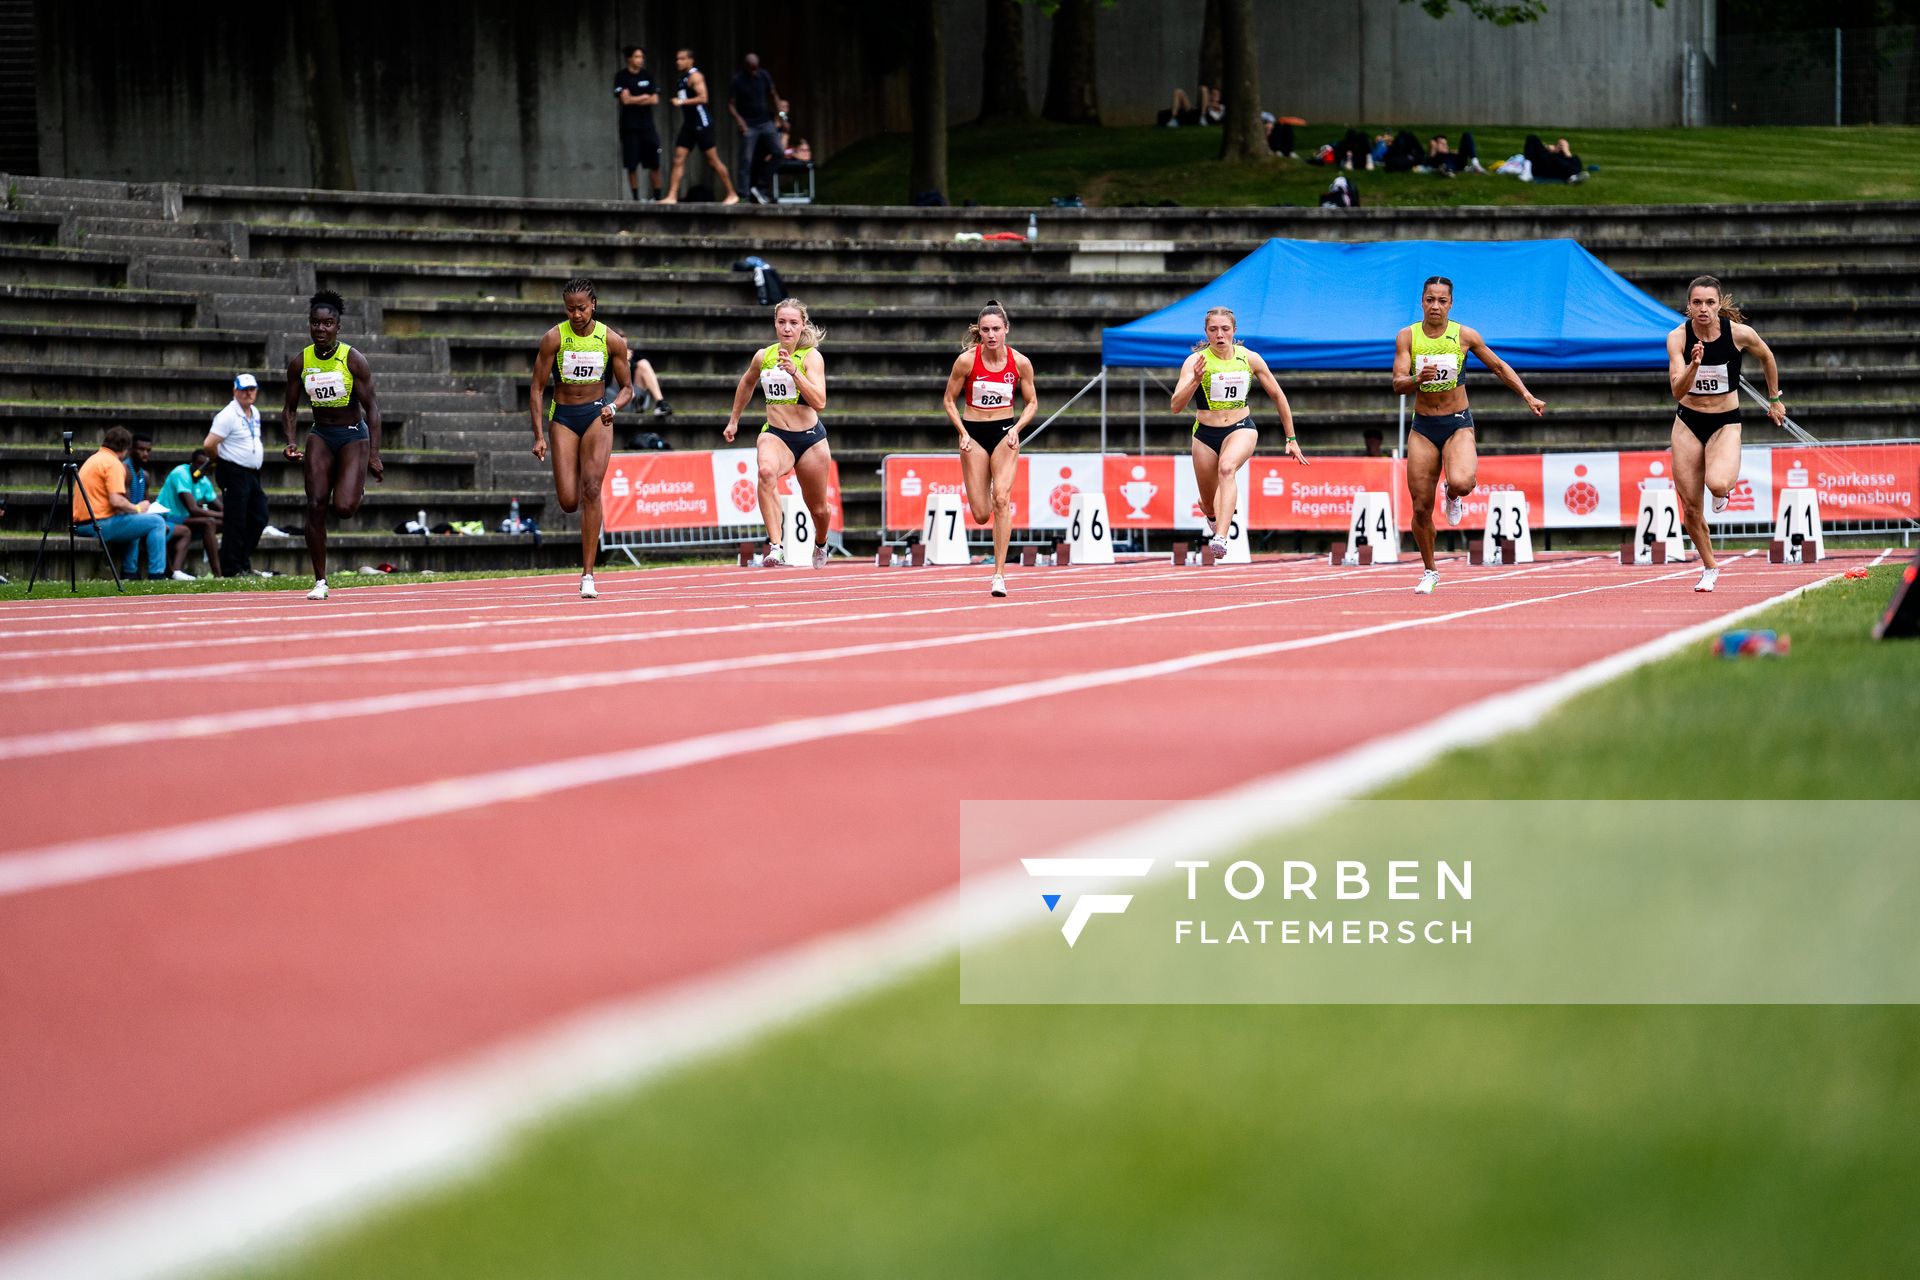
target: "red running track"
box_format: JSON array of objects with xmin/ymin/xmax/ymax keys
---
[{"xmin": 0, "ymin": 550, "xmax": 1851, "ymax": 1228}]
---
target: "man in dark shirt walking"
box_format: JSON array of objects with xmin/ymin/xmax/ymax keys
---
[
  {"xmin": 614, "ymin": 46, "xmax": 663, "ymax": 202},
  {"xmin": 728, "ymin": 52, "xmax": 782, "ymax": 205}
]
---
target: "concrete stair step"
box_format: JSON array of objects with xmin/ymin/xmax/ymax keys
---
[
  {"xmin": 13, "ymin": 194, "xmax": 167, "ymax": 221},
  {"xmin": 4, "ymin": 174, "xmax": 137, "ymax": 201},
  {"xmin": 77, "ymin": 235, "xmax": 226, "ymax": 260}
]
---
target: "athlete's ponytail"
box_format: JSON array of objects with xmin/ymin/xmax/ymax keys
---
[
  {"xmin": 965, "ymin": 299, "xmax": 1010, "ymax": 350},
  {"xmin": 1191, "ymin": 305, "xmax": 1237, "ymax": 353},
  {"xmin": 1686, "ymin": 275, "xmax": 1744, "ymax": 324},
  {"xmin": 308, "ymin": 289, "xmax": 346, "ymax": 319},
  {"xmin": 776, "ymin": 297, "xmax": 824, "ymax": 349}
]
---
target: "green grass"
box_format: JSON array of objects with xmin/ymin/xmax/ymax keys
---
[
  {"xmin": 245, "ymin": 566, "xmax": 1920, "ymax": 1279},
  {"xmin": 820, "ymin": 121, "xmax": 1920, "ymax": 208}
]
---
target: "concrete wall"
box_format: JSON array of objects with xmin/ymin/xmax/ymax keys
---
[{"xmin": 947, "ymin": 0, "xmax": 1712, "ymax": 129}]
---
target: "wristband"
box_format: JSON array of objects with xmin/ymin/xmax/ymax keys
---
[{"xmin": 1768, "ymin": 391, "xmax": 1783, "ymax": 403}]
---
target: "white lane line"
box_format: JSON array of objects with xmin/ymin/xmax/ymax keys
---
[
  {"xmin": 0, "ymin": 582, "xmax": 1389, "ymax": 766},
  {"xmin": 0, "ymin": 572, "xmax": 1373, "ymax": 694},
  {"xmin": 0, "ymin": 566, "xmax": 1698, "ymax": 892},
  {"xmin": 0, "ymin": 554, "xmax": 1599, "ymax": 665},
  {"xmin": 0, "ymin": 565, "xmax": 1847, "ymax": 1280}
]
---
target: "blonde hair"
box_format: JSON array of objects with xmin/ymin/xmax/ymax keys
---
[
  {"xmin": 965, "ymin": 299, "xmax": 1010, "ymax": 350},
  {"xmin": 775, "ymin": 297, "xmax": 825, "ymax": 349},
  {"xmin": 1686, "ymin": 275, "xmax": 1744, "ymax": 325},
  {"xmin": 1191, "ymin": 305, "xmax": 1238, "ymax": 353}
]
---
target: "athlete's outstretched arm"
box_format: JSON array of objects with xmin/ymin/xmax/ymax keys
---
[
  {"xmin": 350, "ymin": 349, "xmax": 384, "ymax": 481},
  {"xmin": 1390, "ymin": 326, "xmax": 1421, "ymax": 396},
  {"xmin": 789, "ymin": 350, "xmax": 826, "ymax": 411},
  {"xmin": 1464, "ymin": 327, "xmax": 1544, "ymax": 417},
  {"xmin": 1012, "ymin": 353, "xmax": 1039, "ymax": 441},
  {"xmin": 1734, "ymin": 323, "xmax": 1786, "ymax": 425},
  {"xmin": 1248, "ymin": 350, "xmax": 1306, "ymax": 464},
  {"xmin": 722, "ymin": 355, "xmax": 759, "ymax": 442},
  {"xmin": 281, "ymin": 352, "xmax": 304, "ymax": 460},
  {"xmin": 529, "ymin": 328, "xmax": 560, "ymax": 461},
  {"xmin": 604, "ymin": 331, "xmax": 635, "ymax": 418},
  {"xmin": 1169, "ymin": 350, "xmax": 1206, "ymax": 413},
  {"xmin": 941, "ymin": 354, "xmax": 971, "ymax": 444}
]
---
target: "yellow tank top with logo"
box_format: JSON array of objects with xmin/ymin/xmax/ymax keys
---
[
  {"xmin": 1408, "ymin": 321, "xmax": 1465, "ymax": 393},
  {"xmin": 1193, "ymin": 345, "xmax": 1252, "ymax": 431},
  {"xmin": 554, "ymin": 321, "xmax": 610, "ymax": 386},
  {"xmin": 300, "ymin": 343, "xmax": 354, "ymax": 410},
  {"xmin": 757, "ymin": 343, "xmax": 815, "ymax": 408}
]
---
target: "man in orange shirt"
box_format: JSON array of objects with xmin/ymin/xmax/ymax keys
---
[{"xmin": 73, "ymin": 425, "xmax": 169, "ymax": 578}]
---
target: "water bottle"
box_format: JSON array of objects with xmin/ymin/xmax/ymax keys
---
[
  {"xmin": 509, "ymin": 497, "xmax": 521, "ymax": 534},
  {"xmin": 417, "ymin": 508, "xmax": 428, "ymax": 536},
  {"xmin": 1027, "ymin": 213, "xmax": 1038, "ymax": 242}
]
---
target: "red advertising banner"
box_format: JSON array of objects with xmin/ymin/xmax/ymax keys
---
[
  {"xmin": 882, "ymin": 446, "xmax": 1918, "ymax": 533},
  {"xmin": 603, "ymin": 449, "xmax": 843, "ymax": 533}
]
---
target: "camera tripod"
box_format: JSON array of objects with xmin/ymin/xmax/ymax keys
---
[{"xmin": 26, "ymin": 436, "xmax": 125, "ymax": 594}]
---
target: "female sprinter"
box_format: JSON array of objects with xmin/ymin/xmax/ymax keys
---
[
  {"xmin": 1667, "ymin": 275, "xmax": 1784, "ymax": 592},
  {"xmin": 1169, "ymin": 306, "xmax": 1304, "ymax": 558},
  {"xmin": 282, "ymin": 289, "xmax": 381, "ymax": 601},
  {"xmin": 723, "ymin": 298, "xmax": 831, "ymax": 567},
  {"xmin": 1390, "ymin": 276, "xmax": 1544, "ymax": 596},
  {"xmin": 940, "ymin": 300, "xmax": 1036, "ymax": 597},
  {"xmin": 531, "ymin": 277, "xmax": 634, "ymax": 599}
]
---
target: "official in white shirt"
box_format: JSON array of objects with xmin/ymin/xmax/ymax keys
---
[{"xmin": 204, "ymin": 372, "xmax": 272, "ymax": 576}]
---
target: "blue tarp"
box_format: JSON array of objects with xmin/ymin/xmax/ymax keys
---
[{"xmin": 1100, "ymin": 238, "xmax": 1682, "ymax": 371}]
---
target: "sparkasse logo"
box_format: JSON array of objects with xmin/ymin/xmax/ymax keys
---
[{"xmin": 1020, "ymin": 857, "xmax": 1155, "ymax": 946}]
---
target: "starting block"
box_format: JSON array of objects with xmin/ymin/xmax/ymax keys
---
[
  {"xmin": 1332, "ymin": 545, "xmax": 1375, "ymax": 567},
  {"xmin": 1172, "ymin": 541, "xmax": 1190, "ymax": 566},
  {"xmin": 1020, "ymin": 545, "xmax": 1038, "ymax": 568},
  {"xmin": 738, "ymin": 541, "xmax": 759, "ymax": 567},
  {"xmin": 911, "ymin": 543, "xmax": 927, "ymax": 566},
  {"xmin": 1470, "ymin": 538, "xmax": 1518, "ymax": 566},
  {"xmin": 1054, "ymin": 540, "xmax": 1070, "ymax": 567},
  {"xmin": 875, "ymin": 545, "xmax": 894, "ymax": 567},
  {"xmin": 1620, "ymin": 539, "xmax": 1669, "ymax": 565}
]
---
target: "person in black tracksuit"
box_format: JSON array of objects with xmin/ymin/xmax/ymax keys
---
[{"xmin": 614, "ymin": 46, "xmax": 663, "ymax": 201}]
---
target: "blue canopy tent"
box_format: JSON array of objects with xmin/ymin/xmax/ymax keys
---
[{"xmin": 1081, "ymin": 238, "xmax": 1682, "ymax": 456}]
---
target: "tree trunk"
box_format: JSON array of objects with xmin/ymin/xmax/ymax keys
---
[
  {"xmin": 1198, "ymin": 0, "xmax": 1224, "ymax": 98},
  {"xmin": 1216, "ymin": 0, "xmax": 1266, "ymax": 161},
  {"xmin": 300, "ymin": 0, "xmax": 356, "ymax": 190},
  {"xmin": 908, "ymin": 0, "xmax": 949, "ymax": 202},
  {"xmin": 976, "ymin": 0, "xmax": 1031, "ymax": 122},
  {"xmin": 1041, "ymin": 0, "xmax": 1099, "ymax": 125}
]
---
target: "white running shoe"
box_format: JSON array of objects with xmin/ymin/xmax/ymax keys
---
[
  {"xmin": 1695, "ymin": 567, "xmax": 1719, "ymax": 593},
  {"xmin": 306, "ymin": 579, "xmax": 329, "ymax": 601},
  {"xmin": 1414, "ymin": 569, "xmax": 1440, "ymax": 595},
  {"xmin": 760, "ymin": 545, "xmax": 784, "ymax": 568},
  {"xmin": 812, "ymin": 544, "xmax": 829, "ymax": 569},
  {"xmin": 580, "ymin": 573, "xmax": 598, "ymax": 599},
  {"xmin": 1711, "ymin": 492, "xmax": 1730, "ymax": 513},
  {"xmin": 169, "ymin": 569, "xmax": 195, "ymax": 582},
  {"xmin": 990, "ymin": 574, "xmax": 1007, "ymax": 597},
  {"xmin": 1207, "ymin": 535, "xmax": 1229, "ymax": 558},
  {"xmin": 1444, "ymin": 494, "xmax": 1465, "ymax": 527}
]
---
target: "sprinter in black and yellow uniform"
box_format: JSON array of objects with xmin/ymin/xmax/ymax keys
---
[
  {"xmin": 282, "ymin": 289, "xmax": 382, "ymax": 601},
  {"xmin": 1169, "ymin": 306, "xmax": 1304, "ymax": 559},
  {"xmin": 1665, "ymin": 274, "xmax": 1785, "ymax": 594},
  {"xmin": 723, "ymin": 297, "xmax": 832, "ymax": 568},
  {"xmin": 1391, "ymin": 276, "xmax": 1544, "ymax": 596},
  {"xmin": 531, "ymin": 278, "xmax": 635, "ymax": 599}
]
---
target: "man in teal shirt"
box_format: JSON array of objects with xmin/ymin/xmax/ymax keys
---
[{"xmin": 153, "ymin": 448, "xmax": 224, "ymax": 578}]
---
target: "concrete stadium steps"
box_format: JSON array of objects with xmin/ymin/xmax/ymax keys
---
[
  {"xmin": 308, "ymin": 261, "xmax": 1216, "ymax": 312},
  {"xmin": 0, "ymin": 363, "xmax": 511, "ymax": 412},
  {"xmin": 0, "ymin": 209, "xmax": 63, "ymax": 246},
  {"xmin": 0, "ymin": 285, "xmax": 198, "ymax": 328},
  {"xmin": 0, "ymin": 445, "xmax": 474, "ymax": 492},
  {"xmin": 0, "ymin": 531, "xmax": 575, "ymax": 581},
  {"xmin": 243, "ymin": 220, "xmax": 1920, "ymax": 278},
  {"xmin": 171, "ymin": 181, "xmax": 1920, "ymax": 241},
  {"xmin": 0, "ymin": 323, "xmax": 267, "ymax": 369},
  {"xmin": 0, "ymin": 245, "xmax": 132, "ymax": 290},
  {"xmin": 9, "ymin": 193, "xmax": 172, "ymax": 222}
]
